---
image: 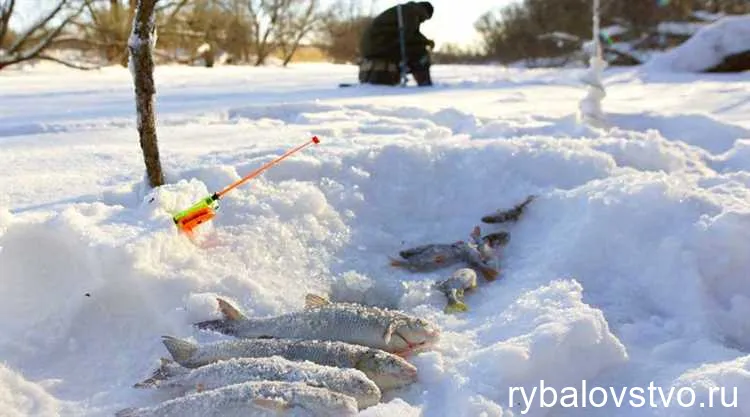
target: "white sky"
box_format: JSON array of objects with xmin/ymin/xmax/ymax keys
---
[{"xmin": 13, "ymin": 0, "xmax": 516, "ymax": 48}]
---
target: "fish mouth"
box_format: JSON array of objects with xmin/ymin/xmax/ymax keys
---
[
  {"xmin": 394, "ymin": 339, "xmax": 436, "ymax": 357},
  {"xmin": 389, "ymin": 363, "xmax": 418, "ymax": 382},
  {"xmin": 393, "ymin": 330, "xmax": 439, "ymax": 354},
  {"xmin": 418, "ymin": 329, "xmax": 441, "ymax": 347},
  {"xmin": 402, "ymin": 367, "xmax": 418, "ymax": 381}
]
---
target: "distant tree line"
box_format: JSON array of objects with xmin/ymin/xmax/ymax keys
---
[
  {"xmin": 0, "ymin": 0, "xmax": 376, "ymax": 70},
  {"xmin": 1, "ymin": 0, "xmax": 749, "ymax": 71},
  {"xmin": 471, "ymin": 0, "xmax": 750, "ymax": 67}
]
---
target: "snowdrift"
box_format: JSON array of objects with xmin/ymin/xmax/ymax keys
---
[
  {"xmin": 647, "ymin": 15, "xmax": 750, "ymax": 72},
  {"xmin": 1, "ymin": 64, "xmax": 750, "ymax": 416}
]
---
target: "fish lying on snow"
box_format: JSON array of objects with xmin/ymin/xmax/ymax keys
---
[
  {"xmin": 195, "ymin": 294, "xmax": 440, "ymax": 355},
  {"xmin": 135, "ymin": 356, "xmax": 381, "ymax": 409},
  {"xmin": 161, "ymin": 335, "xmax": 417, "ymax": 391},
  {"xmin": 391, "ymin": 227, "xmax": 502, "ymax": 281},
  {"xmin": 116, "ymin": 381, "xmax": 357, "ymax": 417},
  {"xmin": 481, "ymin": 195, "xmax": 536, "ymax": 224},
  {"xmin": 435, "ymin": 268, "xmax": 478, "ymax": 314}
]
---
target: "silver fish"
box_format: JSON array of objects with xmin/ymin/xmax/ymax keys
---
[
  {"xmin": 194, "ymin": 295, "xmax": 439, "ymax": 355},
  {"xmin": 134, "ymin": 356, "xmax": 381, "ymax": 409},
  {"xmin": 161, "ymin": 335, "xmax": 417, "ymax": 391},
  {"xmin": 116, "ymin": 381, "xmax": 358, "ymax": 417},
  {"xmin": 435, "ymin": 268, "xmax": 478, "ymax": 314}
]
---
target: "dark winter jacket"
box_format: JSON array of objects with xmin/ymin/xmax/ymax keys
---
[{"xmin": 359, "ymin": 2, "xmax": 434, "ymax": 62}]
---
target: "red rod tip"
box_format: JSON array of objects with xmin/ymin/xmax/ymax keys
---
[{"xmin": 312, "ymin": 136, "xmax": 320, "ymax": 144}]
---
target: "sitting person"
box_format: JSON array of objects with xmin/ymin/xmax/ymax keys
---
[{"xmin": 358, "ymin": 1, "xmax": 435, "ymax": 86}]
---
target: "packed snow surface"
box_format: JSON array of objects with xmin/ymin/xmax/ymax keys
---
[{"xmin": 1, "ymin": 62, "xmax": 750, "ymax": 417}]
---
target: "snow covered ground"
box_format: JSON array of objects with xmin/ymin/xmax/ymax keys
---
[
  {"xmin": 1, "ymin": 62, "xmax": 750, "ymax": 417},
  {"xmin": 647, "ymin": 15, "xmax": 750, "ymax": 73}
]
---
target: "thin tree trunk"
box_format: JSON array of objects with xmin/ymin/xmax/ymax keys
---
[{"xmin": 128, "ymin": 0, "xmax": 164, "ymax": 188}]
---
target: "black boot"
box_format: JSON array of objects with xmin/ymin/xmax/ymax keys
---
[{"xmin": 412, "ymin": 69, "xmax": 433, "ymax": 86}]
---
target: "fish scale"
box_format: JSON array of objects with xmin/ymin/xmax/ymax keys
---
[
  {"xmin": 116, "ymin": 381, "xmax": 358, "ymax": 417},
  {"xmin": 137, "ymin": 356, "xmax": 382, "ymax": 409},
  {"xmin": 161, "ymin": 336, "xmax": 418, "ymax": 391},
  {"xmin": 195, "ymin": 296, "xmax": 439, "ymax": 354}
]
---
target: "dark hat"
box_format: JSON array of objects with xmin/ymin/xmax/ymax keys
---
[{"xmin": 418, "ymin": 1, "xmax": 434, "ymax": 19}]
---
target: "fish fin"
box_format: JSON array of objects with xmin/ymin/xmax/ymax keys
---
[
  {"xmin": 444, "ymin": 300, "xmax": 469, "ymax": 314},
  {"xmin": 217, "ymin": 297, "xmax": 245, "ymax": 321},
  {"xmin": 161, "ymin": 336, "xmax": 198, "ymax": 365},
  {"xmin": 133, "ymin": 358, "xmax": 175, "ymax": 388},
  {"xmin": 479, "ymin": 266, "xmax": 499, "ymax": 281},
  {"xmin": 115, "ymin": 408, "xmax": 137, "ymax": 417},
  {"xmin": 253, "ymin": 397, "xmax": 291, "ymax": 412},
  {"xmin": 390, "ymin": 257, "xmax": 407, "ymax": 267},
  {"xmin": 383, "ymin": 321, "xmax": 397, "ymax": 344},
  {"xmin": 304, "ymin": 293, "xmax": 330, "ymax": 309},
  {"xmin": 470, "ymin": 225, "xmax": 481, "ymax": 242}
]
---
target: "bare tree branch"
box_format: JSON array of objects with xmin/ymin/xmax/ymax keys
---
[
  {"xmin": 0, "ymin": 0, "xmax": 16, "ymax": 46},
  {"xmin": 38, "ymin": 53, "xmax": 102, "ymax": 69},
  {"xmin": 279, "ymin": 0, "xmax": 321, "ymax": 66},
  {"xmin": 1, "ymin": 0, "xmax": 86, "ymax": 70},
  {"xmin": 8, "ymin": 0, "xmax": 69, "ymax": 54},
  {"xmin": 157, "ymin": 0, "xmax": 191, "ymax": 22},
  {"xmin": 83, "ymin": 0, "xmax": 102, "ymax": 28},
  {"xmin": 319, "ymin": 0, "xmax": 373, "ymax": 63}
]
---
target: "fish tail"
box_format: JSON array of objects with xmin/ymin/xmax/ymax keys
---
[
  {"xmin": 444, "ymin": 300, "xmax": 469, "ymax": 314},
  {"xmin": 161, "ymin": 336, "xmax": 198, "ymax": 365},
  {"xmin": 115, "ymin": 408, "xmax": 138, "ymax": 417},
  {"xmin": 444, "ymin": 289, "xmax": 469, "ymax": 314},
  {"xmin": 133, "ymin": 358, "xmax": 173, "ymax": 388}
]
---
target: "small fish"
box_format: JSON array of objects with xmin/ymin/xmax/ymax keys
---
[
  {"xmin": 116, "ymin": 381, "xmax": 358, "ymax": 417},
  {"xmin": 463, "ymin": 242, "xmax": 500, "ymax": 281},
  {"xmin": 392, "ymin": 228, "xmax": 499, "ymax": 281},
  {"xmin": 391, "ymin": 242, "xmax": 466, "ymax": 271},
  {"xmin": 469, "ymin": 226, "xmax": 510, "ymax": 255},
  {"xmin": 481, "ymin": 231, "xmax": 510, "ymax": 247},
  {"xmin": 134, "ymin": 356, "xmax": 381, "ymax": 409},
  {"xmin": 160, "ymin": 335, "xmax": 417, "ymax": 391},
  {"xmin": 435, "ymin": 268, "xmax": 478, "ymax": 314},
  {"xmin": 195, "ymin": 295, "xmax": 439, "ymax": 355},
  {"xmin": 481, "ymin": 195, "xmax": 536, "ymax": 224},
  {"xmin": 467, "ymin": 226, "xmax": 504, "ymax": 281}
]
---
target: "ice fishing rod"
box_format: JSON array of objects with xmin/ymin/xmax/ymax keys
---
[{"xmin": 172, "ymin": 136, "xmax": 321, "ymax": 235}]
